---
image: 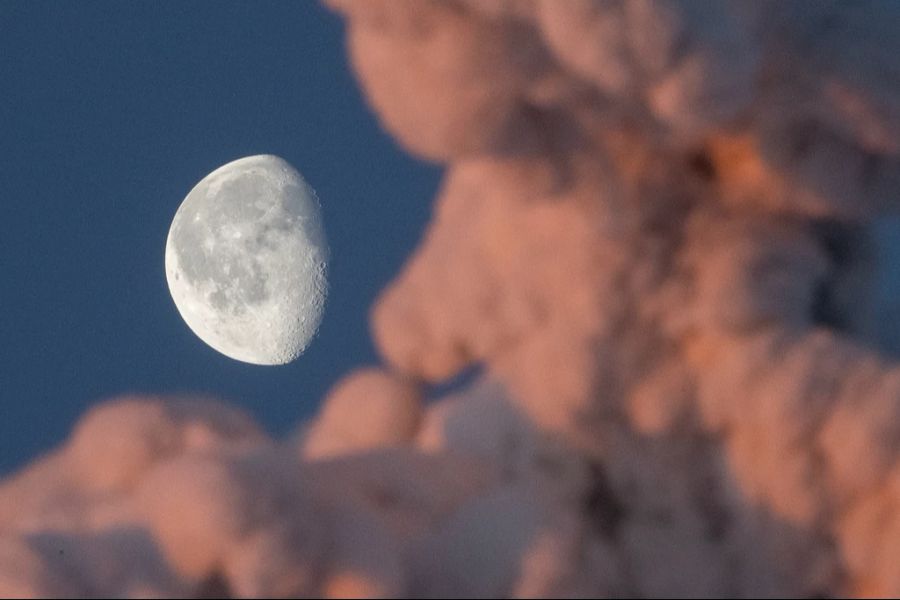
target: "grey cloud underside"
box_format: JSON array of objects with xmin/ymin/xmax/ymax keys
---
[{"xmin": 165, "ymin": 155, "xmax": 329, "ymax": 365}]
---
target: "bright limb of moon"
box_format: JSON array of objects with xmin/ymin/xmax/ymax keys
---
[{"xmin": 165, "ymin": 155, "xmax": 329, "ymax": 365}]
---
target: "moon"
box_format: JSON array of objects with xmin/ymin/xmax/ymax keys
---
[{"xmin": 165, "ymin": 155, "xmax": 329, "ymax": 365}]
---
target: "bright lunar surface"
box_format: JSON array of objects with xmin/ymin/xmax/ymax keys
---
[{"xmin": 165, "ymin": 155, "xmax": 329, "ymax": 365}]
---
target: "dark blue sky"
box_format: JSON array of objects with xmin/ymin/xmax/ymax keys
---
[{"xmin": 0, "ymin": 1, "xmax": 442, "ymax": 473}]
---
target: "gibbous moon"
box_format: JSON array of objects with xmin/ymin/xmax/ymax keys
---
[{"xmin": 165, "ymin": 155, "xmax": 328, "ymax": 365}]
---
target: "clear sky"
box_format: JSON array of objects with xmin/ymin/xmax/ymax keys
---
[{"xmin": 0, "ymin": 1, "xmax": 442, "ymax": 473}]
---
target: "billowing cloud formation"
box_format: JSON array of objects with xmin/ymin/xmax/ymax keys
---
[{"xmin": 2, "ymin": 1, "xmax": 900, "ymax": 597}]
